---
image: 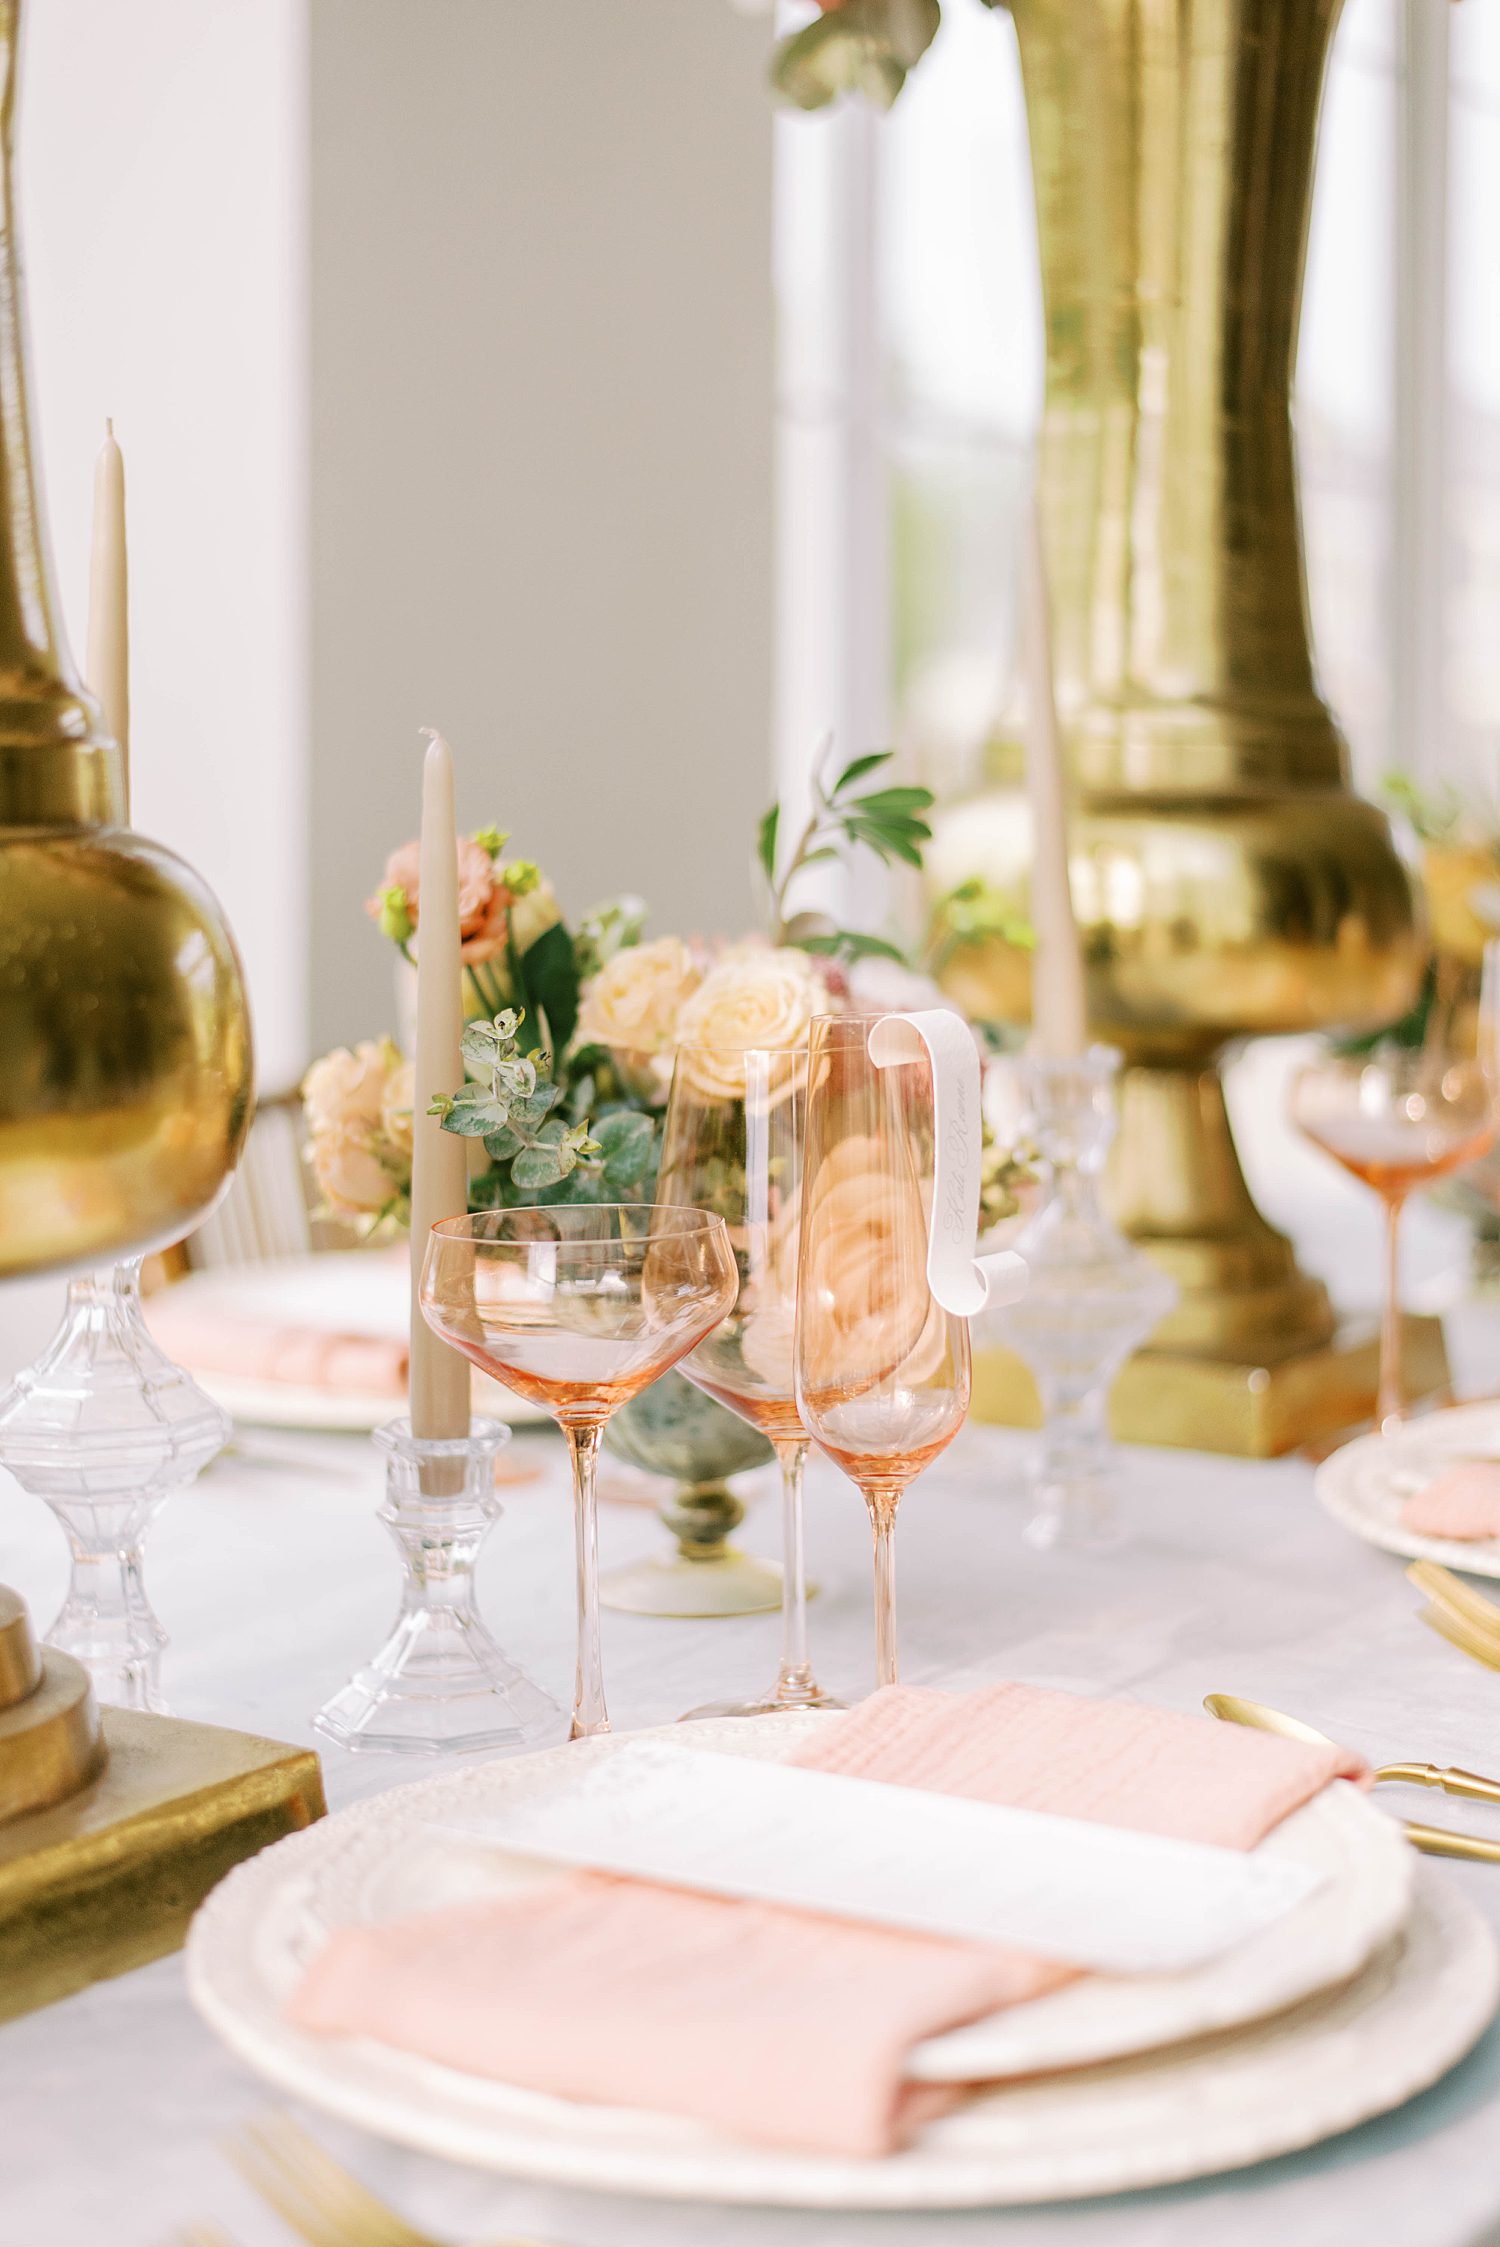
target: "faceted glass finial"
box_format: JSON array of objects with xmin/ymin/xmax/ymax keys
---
[
  {"xmin": 986, "ymin": 1049, "xmax": 1178, "ymax": 1551},
  {"xmin": 0, "ymin": 1260, "xmax": 228, "ymax": 1710}
]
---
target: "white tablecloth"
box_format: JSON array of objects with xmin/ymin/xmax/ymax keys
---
[{"xmin": 5, "ymin": 1058, "xmax": 1500, "ymax": 2247}]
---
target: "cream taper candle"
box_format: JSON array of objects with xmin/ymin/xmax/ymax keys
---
[
  {"xmin": 87, "ymin": 419, "xmax": 129, "ymax": 806},
  {"xmin": 1021, "ymin": 493, "xmax": 1088, "ymax": 1058},
  {"xmin": 409, "ymin": 729, "xmax": 472, "ymax": 1439}
]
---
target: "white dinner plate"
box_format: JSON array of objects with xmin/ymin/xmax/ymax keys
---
[
  {"xmin": 186, "ymin": 1716, "xmax": 1460, "ymax": 2208},
  {"xmin": 146, "ymin": 1255, "xmax": 545, "ymax": 1430},
  {"xmin": 1315, "ymin": 1401, "xmax": 1500, "ymax": 1577}
]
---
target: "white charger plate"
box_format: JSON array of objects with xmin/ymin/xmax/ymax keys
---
[
  {"xmin": 147, "ymin": 1255, "xmax": 544, "ymax": 1431},
  {"xmin": 186, "ymin": 1717, "xmax": 1464, "ymax": 2207},
  {"xmin": 1315, "ymin": 1401, "xmax": 1500, "ymax": 1577}
]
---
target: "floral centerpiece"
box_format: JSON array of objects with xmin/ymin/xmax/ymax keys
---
[{"xmin": 303, "ymin": 749, "xmax": 1033, "ymax": 1232}]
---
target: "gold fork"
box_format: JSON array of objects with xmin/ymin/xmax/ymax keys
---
[
  {"xmin": 1408, "ymin": 1560, "xmax": 1500, "ymax": 1643},
  {"xmin": 1420, "ymin": 1601, "xmax": 1500, "ymax": 1676},
  {"xmin": 232, "ymin": 2114, "xmax": 559, "ymax": 2247},
  {"xmin": 1407, "ymin": 1562, "xmax": 1500, "ymax": 1674}
]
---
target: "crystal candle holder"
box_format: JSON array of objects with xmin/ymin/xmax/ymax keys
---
[
  {"xmin": 314, "ymin": 1416, "xmax": 562, "ymax": 1757},
  {"xmin": 987, "ymin": 1049, "xmax": 1178, "ymax": 1551},
  {"xmin": 0, "ymin": 1259, "xmax": 228, "ymax": 1711}
]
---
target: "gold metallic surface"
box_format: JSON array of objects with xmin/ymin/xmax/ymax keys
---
[
  {"xmin": 0, "ymin": 1703, "xmax": 325, "ymax": 2023},
  {"xmin": 972, "ymin": 1315, "xmax": 1450, "ymax": 1458},
  {"xmin": 0, "ymin": 1583, "xmax": 40, "ymax": 1708},
  {"xmin": 930, "ymin": 0, "xmax": 1424, "ymax": 1382},
  {"xmin": 0, "ymin": 0, "xmax": 252, "ymax": 1277},
  {"xmin": 1407, "ymin": 1561, "xmax": 1500, "ymax": 1650},
  {"xmin": 0, "ymin": 1644, "xmax": 103, "ymax": 1822}
]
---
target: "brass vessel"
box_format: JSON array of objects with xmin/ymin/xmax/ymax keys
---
[
  {"xmin": 930, "ymin": 0, "xmax": 1425, "ymax": 1375},
  {"xmin": 0, "ymin": 0, "xmax": 251, "ymax": 1276}
]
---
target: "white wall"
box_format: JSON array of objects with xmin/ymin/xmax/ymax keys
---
[
  {"xmin": 0, "ymin": 0, "xmax": 309, "ymax": 1381},
  {"xmin": 307, "ymin": 0, "xmax": 774, "ymax": 1052},
  {"xmin": 0, "ymin": 0, "xmax": 776, "ymax": 1381},
  {"xmin": 23, "ymin": 0, "xmax": 310, "ymax": 1094}
]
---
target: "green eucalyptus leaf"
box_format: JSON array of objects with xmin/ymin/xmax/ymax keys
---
[
  {"xmin": 442, "ymin": 1084, "xmax": 510, "ymax": 1136},
  {"xmin": 512, "ymin": 1140, "xmax": 572, "ymax": 1189},
  {"xmin": 509, "ymin": 1085, "xmax": 563, "ymax": 1133},
  {"xmin": 595, "ymin": 1109, "xmax": 654, "ymax": 1187}
]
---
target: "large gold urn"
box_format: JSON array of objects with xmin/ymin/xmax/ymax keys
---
[
  {"xmin": 0, "ymin": 0, "xmax": 251, "ymax": 1277},
  {"xmin": 931, "ymin": 0, "xmax": 1427, "ymax": 1438}
]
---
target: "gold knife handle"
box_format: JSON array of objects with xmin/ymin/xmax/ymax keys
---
[
  {"xmin": 1379, "ymin": 1760, "xmax": 1500, "ymax": 1804},
  {"xmin": 1403, "ymin": 1819, "xmax": 1500, "ymax": 1865},
  {"xmin": 1438, "ymin": 1765, "xmax": 1500, "ymax": 1805}
]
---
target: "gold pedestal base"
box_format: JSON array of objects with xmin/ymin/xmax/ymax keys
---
[
  {"xmin": 0, "ymin": 1705, "xmax": 325, "ymax": 2023},
  {"xmin": 974, "ymin": 1314, "xmax": 1451, "ymax": 1459}
]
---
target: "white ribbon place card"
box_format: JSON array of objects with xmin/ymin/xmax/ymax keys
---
[
  {"xmin": 868, "ymin": 1008, "xmax": 1027, "ymax": 1316},
  {"xmin": 432, "ymin": 1740, "xmax": 1324, "ymax": 1975}
]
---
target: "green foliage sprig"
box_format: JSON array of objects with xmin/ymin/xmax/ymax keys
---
[
  {"xmin": 927, "ymin": 876, "xmax": 1035, "ymax": 974},
  {"xmin": 431, "ymin": 1010, "xmax": 657, "ymax": 1203},
  {"xmin": 759, "ymin": 746, "xmax": 935, "ymax": 968}
]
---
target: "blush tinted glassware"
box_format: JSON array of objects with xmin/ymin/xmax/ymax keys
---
[
  {"xmin": 1290, "ymin": 1046, "xmax": 1498, "ymax": 1431},
  {"xmin": 657, "ymin": 1042, "xmax": 837, "ymax": 1715},
  {"xmin": 795, "ymin": 1014, "xmax": 972, "ymax": 1688},
  {"xmin": 420, "ymin": 1205, "xmax": 737, "ymax": 1737}
]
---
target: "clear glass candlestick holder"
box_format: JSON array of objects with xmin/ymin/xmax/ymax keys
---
[
  {"xmin": 987, "ymin": 1049, "xmax": 1177, "ymax": 1551},
  {"xmin": 0, "ymin": 1258, "xmax": 229, "ymax": 1711},
  {"xmin": 314, "ymin": 1415, "xmax": 563, "ymax": 1757}
]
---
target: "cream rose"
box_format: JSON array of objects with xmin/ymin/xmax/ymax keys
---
[
  {"xmin": 302, "ymin": 1038, "xmax": 412, "ymax": 1220},
  {"xmin": 576, "ymin": 936, "xmax": 701, "ymax": 1055},
  {"xmin": 380, "ymin": 1056, "xmax": 416, "ymax": 1159},
  {"xmin": 308, "ymin": 1123, "xmax": 402, "ymax": 1218},
  {"xmin": 672, "ymin": 949, "xmax": 829, "ymax": 1098},
  {"xmin": 302, "ymin": 1040, "xmax": 394, "ymax": 1137}
]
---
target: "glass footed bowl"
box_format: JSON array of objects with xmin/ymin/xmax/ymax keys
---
[{"xmin": 600, "ymin": 1371, "xmax": 779, "ymax": 1617}]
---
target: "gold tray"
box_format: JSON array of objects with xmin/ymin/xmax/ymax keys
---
[
  {"xmin": 0, "ymin": 1705, "xmax": 325, "ymax": 2023},
  {"xmin": 973, "ymin": 1314, "xmax": 1451, "ymax": 1459}
]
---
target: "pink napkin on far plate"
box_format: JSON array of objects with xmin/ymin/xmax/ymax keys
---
[
  {"xmin": 287, "ymin": 1683, "xmax": 1365, "ymax": 2160},
  {"xmin": 1401, "ymin": 1461, "xmax": 1500, "ymax": 1543},
  {"xmin": 144, "ymin": 1295, "xmax": 408, "ymax": 1398}
]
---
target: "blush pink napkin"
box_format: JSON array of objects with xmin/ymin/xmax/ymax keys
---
[
  {"xmin": 1401, "ymin": 1461, "xmax": 1500, "ymax": 1543},
  {"xmin": 144, "ymin": 1297, "xmax": 408, "ymax": 1398},
  {"xmin": 287, "ymin": 1682, "xmax": 1365, "ymax": 2159}
]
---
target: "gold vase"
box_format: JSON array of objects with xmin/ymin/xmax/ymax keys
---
[
  {"xmin": 930, "ymin": 0, "xmax": 1426, "ymax": 1389},
  {"xmin": 0, "ymin": 0, "xmax": 251, "ymax": 1277}
]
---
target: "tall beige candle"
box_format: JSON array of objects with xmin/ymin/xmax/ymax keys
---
[
  {"xmin": 1021, "ymin": 493, "xmax": 1088, "ymax": 1058},
  {"xmin": 87, "ymin": 419, "xmax": 129, "ymax": 807},
  {"xmin": 409, "ymin": 729, "xmax": 472, "ymax": 1439}
]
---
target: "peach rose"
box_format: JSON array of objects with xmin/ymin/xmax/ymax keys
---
[
  {"xmin": 673, "ymin": 949, "xmax": 830, "ymax": 1098},
  {"xmin": 796, "ymin": 1133, "xmax": 940, "ymax": 1392},
  {"xmin": 368, "ymin": 837, "xmax": 511, "ymax": 967},
  {"xmin": 576, "ymin": 936, "xmax": 702, "ymax": 1055}
]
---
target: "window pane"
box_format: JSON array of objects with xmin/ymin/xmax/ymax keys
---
[
  {"xmin": 878, "ymin": 4, "xmax": 1038, "ymax": 794},
  {"xmin": 1296, "ymin": 0, "xmax": 1397, "ymax": 791},
  {"xmin": 1448, "ymin": 0, "xmax": 1500, "ymax": 767}
]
